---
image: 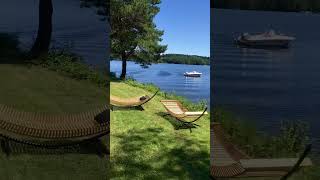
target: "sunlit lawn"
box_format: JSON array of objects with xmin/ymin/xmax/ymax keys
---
[{"xmin": 110, "ymin": 81, "xmax": 210, "ymax": 179}]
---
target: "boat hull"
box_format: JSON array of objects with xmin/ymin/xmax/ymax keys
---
[
  {"xmin": 236, "ymin": 38, "xmax": 291, "ymax": 48},
  {"xmin": 184, "ymin": 74, "xmax": 201, "ymax": 77}
]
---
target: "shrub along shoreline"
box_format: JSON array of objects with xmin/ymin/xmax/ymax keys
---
[
  {"xmin": 33, "ymin": 51, "xmax": 108, "ymax": 88},
  {"xmin": 214, "ymin": 107, "xmax": 319, "ymax": 179}
]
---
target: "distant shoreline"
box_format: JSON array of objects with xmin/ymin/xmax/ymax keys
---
[
  {"xmin": 213, "ymin": 8, "xmax": 320, "ymax": 14},
  {"xmin": 212, "ymin": 0, "xmax": 320, "ymax": 14},
  {"xmin": 111, "ymin": 53, "xmax": 210, "ymax": 66}
]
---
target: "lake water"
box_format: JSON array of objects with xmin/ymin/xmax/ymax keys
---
[
  {"xmin": 111, "ymin": 61, "xmax": 210, "ymax": 105},
  {"xmin": 0, "ymin": 0, "xmax": 108, "ymax": 66},
  {"xmin": 212, "ymin": 9, "xmax": 320, "ymax": 156}
]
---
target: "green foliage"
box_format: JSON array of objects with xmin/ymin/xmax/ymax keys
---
[
  {"xmin": 0, "ymin": 33, "xmax": 18, "ymax": 51},
  {"xmin": 0, "ymin": 33, "xmax": 22, "ymax": 61},
  {"xmin": 214, "ymin": 0, "xmax": 320, "ymax": 12},
  {"xmin": 111, "ymin": 0, "xmax": 167, "ymax": 78},
  {"xmin": 273, "ymin": 120, "xmax": 309, "ymax": 156},
  {"xmin": 214, "ymin": 107, "xmax": 310, "ymax": 158},
  {"xmin": 34, "ymin": 51, "xmax": 107, "ymax": 88},
  {"xmin": 82, "ymin": 0, "xmax": 168, "ymax": 78},
  {"xmin": 80, "ymin": 0, "xmax": 109, "ymax": 20},
  {"xmin": 160, "ymin": 54, "xmax": 210, "ymax": 65}
]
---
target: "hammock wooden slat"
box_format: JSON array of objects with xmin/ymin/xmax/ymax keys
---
[
  {"xmin": 110, "ymin": 90, "xmax": 158, "ymax": 109},
  {"xmin": 160, "ymin": 100, "xmax": 208, "ymax": 124},
  {"xmin": 0, "ymin": 104, "xmax": 109, "ymax": 146}
]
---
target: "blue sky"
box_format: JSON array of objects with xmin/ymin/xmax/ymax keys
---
[{"xmin": 154, "ymin": 0, "xmax": 210, "ymax": 57}]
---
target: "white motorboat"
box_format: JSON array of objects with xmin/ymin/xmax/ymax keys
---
[
  {"xmin": 235, "ymin": 30, "xmax": 295, "ymax": 48},
  {"xmin": 184, "ymin": 71, "xmax": 202, "ymax": 77}
]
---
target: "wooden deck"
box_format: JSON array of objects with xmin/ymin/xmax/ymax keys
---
[{"xmin": 211, "ymin": 123, "xmax": 247, "ymax": 177}]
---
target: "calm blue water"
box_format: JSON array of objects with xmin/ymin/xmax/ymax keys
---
[
  {"xmin": 111, "ymin": 61, "xmax": 210, "ymax": 105},
  {"xmin": 212, "ymin": 9, "xmax": 320, "ymax": 156}
]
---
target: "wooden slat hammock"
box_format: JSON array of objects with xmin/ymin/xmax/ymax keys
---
[
  {"xmin": 160, "ymin": 100, "xmax": 208, "ymax": 126},
  {"xmin": 0, "ymin": 104, "xmax": 109, "ymax": 147},
  {"xmin": 211, "ymin": 123, "xmax": 312, "ymax": 178},
  {"xmin": 110, "ymin": 90, "xmax": 159, "ymax": 110}
]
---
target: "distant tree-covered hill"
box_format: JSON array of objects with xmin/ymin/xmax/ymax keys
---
[
  {"xmin": 213, "ymin": 0, "xmax": 320, "ymax": 12},
  {"xmin": 112, "ymin": 54, "xmax": 210, "ymax": 65},
  {"xmin": 160, "ymin": 54, "xmax": 210, "ymax": 65}
]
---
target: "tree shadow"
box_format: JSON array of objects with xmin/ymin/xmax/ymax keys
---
[
  {"xmin": 0, "ymin": 135, "xmax": 110, "ymax": 179},
  {"xmin": 110, "ymin": 105, "xmax": 144, "ymax": 111},
  {"xmin": 0, "ymin": 136, "xmax": 109, "ymax": 158},
  {"xmin": 111, "ymin": 127, "xmax": 210, "ymax": 179},
  {"xmin": 156, "ymin": 112, "xmax": 198, "ymax": 132}
]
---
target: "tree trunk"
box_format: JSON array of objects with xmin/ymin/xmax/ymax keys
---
[
  {"xmin": 120, "ymin": 55, "xmax": 127, "ymax": 80},
  {"xmin": 30, "ymin": 0, "xmax": 53, "ymax": 58}
]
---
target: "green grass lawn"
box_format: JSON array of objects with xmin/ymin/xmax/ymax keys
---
[
  {"xmin": 0, "ymin": 64, "xmax": 108, "ymax": 180},
  {"xmin": 110, "ymin": 81, "xmax": 210, "ymax": 179},
  {"xmin": 0, "ymin": 64, "xmax": 107, "ymax": 113}
]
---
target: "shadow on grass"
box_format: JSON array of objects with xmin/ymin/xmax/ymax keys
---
[
  {"xmin": 156, "ymin": 112, "xmax": 198, "ymax": 132},
  {"xmin": 110, "ymin": 105, "xmax": 144, "ymax": 111},
  {"xmin": 0, "ymin": 33, "xmax": 27, "ymax": 64},
  {"xmin": 0, "ymin": 137, "xmax": 109, "ymax": 158},
  {"xmin": 111, "ymin": 127, "xmax": 210, "ymax": 179}
]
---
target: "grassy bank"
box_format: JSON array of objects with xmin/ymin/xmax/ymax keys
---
[
  {"xmin": 0, "ymin": 33, "xmax": 108, "ymax": 179},
  {"xmin": 214, "ymin": 108, "xmax": 320, "ymax": 179},
  {"xmin": 0, "ymin": 64, "xmax": 107, "ymax": 113},
  {"xmin": 110, "ymin": 79, "xmax": 210, "ymax": 179}
]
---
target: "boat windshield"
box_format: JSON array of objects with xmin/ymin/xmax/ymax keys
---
[
  {"xmin": 269, "ymin": 29, "xmax": 275, "ymax": 35},
  {"xmin": 241, "ymin": 33, "xmax": 249, "ymax": 39},
  {"xmin": 264, "ymin": 29, "xmax": 276, "ymax": 37}
]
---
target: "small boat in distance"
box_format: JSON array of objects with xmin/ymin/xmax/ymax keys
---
[
  {"xmin": 184, "ymin": 71, "xmax": 202, "ymax": 77},
  {"xmin": 235, "ymin": 30, "xmax": 295, "ymax": 48}
]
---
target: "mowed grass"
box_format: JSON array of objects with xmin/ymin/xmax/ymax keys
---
[
  {"xmin": 0, "ymin": 64, "xmax": 108, "ymax": 180},
  {"xmin": 110, "ymin": 81, "xmax": 210, "ymax": 179},
  {"xmin": 0, "ymin": 64, "xmax": 107, "ymax": 113}
]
